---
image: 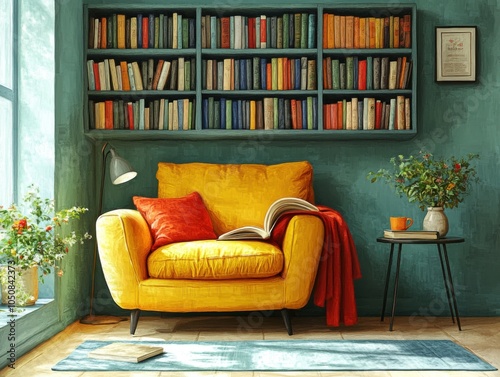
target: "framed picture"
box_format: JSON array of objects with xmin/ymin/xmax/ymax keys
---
[{"xmin": 435, "ymin": 26, "xmax": 477, "ymax": 82}]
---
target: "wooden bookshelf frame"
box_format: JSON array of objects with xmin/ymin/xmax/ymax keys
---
[{"xmin": 83, "ymin": 3, "xmax": 417, "ymax": 141}]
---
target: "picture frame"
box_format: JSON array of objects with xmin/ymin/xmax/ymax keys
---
[{"xmin": 435, "ymin": 26, "xmax": 477, "ymax": 82}]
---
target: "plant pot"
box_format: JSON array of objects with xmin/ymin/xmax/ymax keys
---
[
  {"xmin": 0, "ymin": 266, "xmax": 39, "ymax": 306},
  {"xmin": 423, "ymin": 207, "xmax": 449, "ymax": 237}
]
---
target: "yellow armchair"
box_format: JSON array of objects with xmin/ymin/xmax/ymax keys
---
[{"xmin": 96, "ymin": 161, "xmax": 325, "ymax": 335}]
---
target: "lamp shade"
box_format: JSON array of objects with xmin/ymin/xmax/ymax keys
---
[{"xmin": 109, "ymin": 149, "xmax": 137, "ymax": 185}]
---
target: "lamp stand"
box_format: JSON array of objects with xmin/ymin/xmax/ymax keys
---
[{"xmin": 80, "ymin": 143, "xmax": 129, "ymax": 325}]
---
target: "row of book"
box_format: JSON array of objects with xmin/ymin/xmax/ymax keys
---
[
  {"xmin": 87, "ymin": 55, "xmax": 410, "ymax": 93},
  {"xmin": 322, "ymin": 13, "xmax": 411, "ymax": 49},
  {"xmin": 89, "ymin": 13, "xmax": 195, "ymax": 49},
  {"xmin": 202, "ymin": 13, "xmax": 316, "ymax": 49},
  {"xmin": 323, "ymin": 96, "xmax": 411, "ymax": 131},
  {"xmin": 202, "ymin": 97, "xmax": 317, "ymax": 130},
  {"xmin": 86, "ymin": 58, "xmax": 196, "ymax": 92},
  {"xmin": 88, "ymin": 11, "xmax": 411, "ymax": 51},
  {"xmin": 202, "ymin": 57, "xmax": 316, "ymax": 91},
  {"xmin": 323, "ymin": 56, "xmax": 412, "ymax": 91},
  {"xmin": 88, "ymin": 95, "xmax": 410, "ymax": 131},
  {"xmin": 89, "ymin": 98, "xmax": 195, "ymax": 131}
]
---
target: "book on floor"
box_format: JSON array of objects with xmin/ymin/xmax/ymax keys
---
[
  {"xmin": 383, "ymin": 230, "xmax": 439, "ymax": 240},
  {"xmin": 218, "ymin": 197, "xmax": 319, "ymax": 240},
  {"xmin": 88, "ymin": 343, "xmax": 164, "ymax": 363}
]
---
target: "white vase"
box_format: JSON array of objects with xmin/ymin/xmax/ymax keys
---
[
  {"xmin": 0, "ymin": 266, "xmax": 39, "ymax": 306},
  {"xmin": 423, "ymin": 207, "xmax": 449, "ymax": 237}
]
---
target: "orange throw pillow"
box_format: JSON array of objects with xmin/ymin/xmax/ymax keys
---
[{"xmin": 133, "ymin": 192, "xmax": 217, "ymax": 250}]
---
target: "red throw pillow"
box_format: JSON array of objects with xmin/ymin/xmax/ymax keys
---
[{"xmin": 133, "ymin": 192, "xmax": 217, "ymax": 251}]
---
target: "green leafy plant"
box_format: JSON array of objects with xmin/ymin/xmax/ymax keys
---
[
  {"xmin": 367, "ymin": 152, "xmax": 479, "ymax": 210},
  {"xmin": 0, "ymin": 185, "xmax": 92, "ymax": 280}
]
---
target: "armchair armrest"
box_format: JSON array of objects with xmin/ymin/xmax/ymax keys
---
[
  {"xmin": 96, "ymin": 209, "xmax": 152, "ymax": 309},
  {"xmin": 280, "ymin": 214, "xmax": 325, "ymax": 308}
]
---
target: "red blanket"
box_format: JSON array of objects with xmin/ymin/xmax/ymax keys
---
[{"xmin": 270, "ymin": 205, "xmax": 362, "ymax": 326}]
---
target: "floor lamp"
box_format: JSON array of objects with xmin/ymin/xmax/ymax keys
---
[{"xmin": 80, "ymin": 142, "xmax": 137, "ymax": 325}]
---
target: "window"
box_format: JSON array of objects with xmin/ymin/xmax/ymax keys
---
[
  {"xmin": 0, "ymin": 0, "xmax": 55, "ymax": 297},
  {"xmin": 18, "ymin": 0, "xmax": 55, "ymax": 201},
  {"xmin": 0, "ymin": 0, "xmax": 15, "ymax": 206},
  {"xmin": 0, "ymin": 0, "xmax": 54, "ymax": 205}
]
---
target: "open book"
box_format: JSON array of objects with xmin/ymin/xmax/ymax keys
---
[{"xmin": 218, "ymin": 197, "xmax": 319, "ymax": 240}]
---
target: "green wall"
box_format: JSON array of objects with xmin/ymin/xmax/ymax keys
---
[
  {"xmin": 68, "ymin": 1, "xmax": 500, "ymax": 313},
  {"xmin": 83, "ymin": 0, "xmax": 500, "ymax": 319},
  {"xmin": 82, "ymin": 0, "xmax": 500, "ymax": 318}
]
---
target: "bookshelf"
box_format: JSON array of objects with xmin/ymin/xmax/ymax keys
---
[{"xmin": 84, "ymin": 4, "xmax": 417, "ymax": 141}]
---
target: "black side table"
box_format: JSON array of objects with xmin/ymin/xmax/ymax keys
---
[{"xmin": 376, "ymin": 236, "xmax": 464, "ymax": 331}]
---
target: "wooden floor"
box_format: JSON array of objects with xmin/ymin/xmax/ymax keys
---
[{"xmin": 2, "ymin": 315, "xmax": 499, "ymax": 376}]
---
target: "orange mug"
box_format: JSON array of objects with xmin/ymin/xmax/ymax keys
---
[{"xmin": 390, "ymin": 216, "xmax": 413, "ymax": 231}]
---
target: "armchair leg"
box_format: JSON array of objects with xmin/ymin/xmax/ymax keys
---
[
  {"xmin": 130, "ymin": 309, "xmax": 141, "ymax": 335},
  {"xmin": 281, "ymin": 309, "xmax": 293, "ymax": 336}
]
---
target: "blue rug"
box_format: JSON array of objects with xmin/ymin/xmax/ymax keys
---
[{"xmin": 52, "ymin": 340, "xmax": 496, "ymax": 371}]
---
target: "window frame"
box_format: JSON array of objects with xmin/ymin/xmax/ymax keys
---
[{"xmin": 0, "ymin": 0, "xmax": 18, "ymax": 204}]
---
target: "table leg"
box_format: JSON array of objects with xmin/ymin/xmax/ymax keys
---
[
  {"xmin": 389, "ymin": 243, "xmax": 403, "ymax": 331},
  {"xmin": 381, "ymin": 243, "xmax": 395, "ymax": 322},
  {"xmin": 437, "ymin": 244, "xmax": 455, "ymax": 324},
  {"xmin": 443, "ymin": 244, "xmax": 462, "ymax": 331}
]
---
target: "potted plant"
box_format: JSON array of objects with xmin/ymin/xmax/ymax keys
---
[
  {"xmin": 367, "ymin": 152, "xmax": 479, "ymax": 237},
  {"xmin": 0, "ymin": 185, "xmax": 91, "ymax": 306}
]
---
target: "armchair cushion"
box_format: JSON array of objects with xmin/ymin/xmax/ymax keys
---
[
  {"xmin": 156, "ymin": 161, "xmax": 315, "ymax": 235},
  {"xmin": 133, "ymin": 192, "xmax": 217, "ymax": 251},
  {"xmin": 148, "ymin": 240, "xmax": 283, "ymax": 279}
]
